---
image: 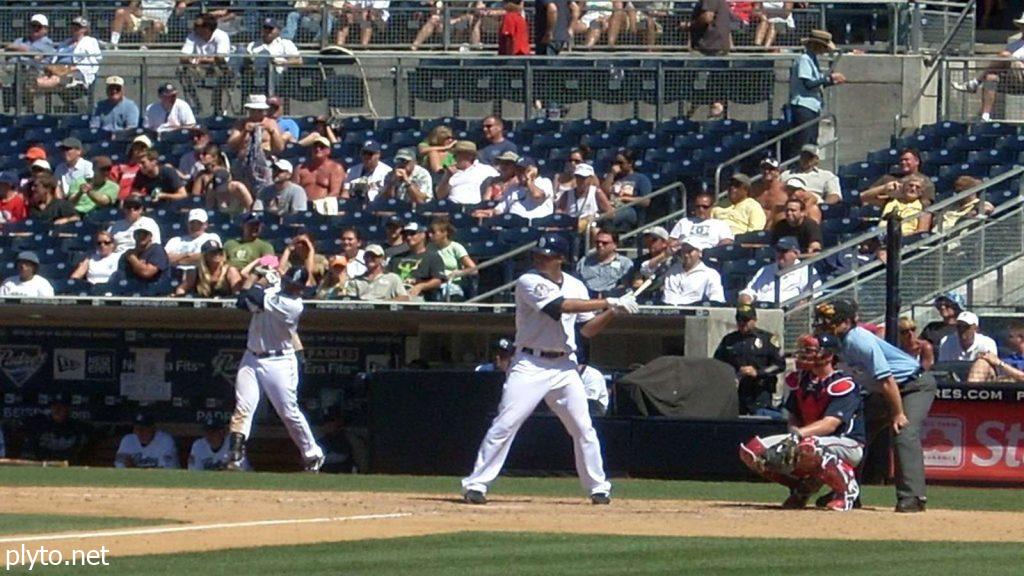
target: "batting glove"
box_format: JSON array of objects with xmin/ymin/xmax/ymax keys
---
[{"xmin": 607, "ymin": 293, "xmax": 639, "ymax": 314}]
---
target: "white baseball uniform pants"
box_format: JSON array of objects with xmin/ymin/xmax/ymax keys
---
[
  {"xmin": 231, "ymin": 351, "xmax": 323, "ymax": 461},
  {"xmin": 462, "ymin": 353, "xmax": 612, "ymax": 496}
]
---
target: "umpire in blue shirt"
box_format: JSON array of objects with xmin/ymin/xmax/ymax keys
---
[{"xmin": 813, "ymin": 299, "xmax": 936, "ymax": 513}]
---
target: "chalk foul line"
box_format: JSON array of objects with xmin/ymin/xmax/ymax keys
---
[{"xmin": 0, "ymin": 513, "xmax": 413, "ymax": 544}]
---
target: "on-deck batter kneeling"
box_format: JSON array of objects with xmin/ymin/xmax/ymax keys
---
[
  {"xmin": 461, "ymin": 233, "xmax": 639, "ymax": 505},
  {"xmin": 226, "ymin": 263, "xmax": 325, "ymax": 472}
]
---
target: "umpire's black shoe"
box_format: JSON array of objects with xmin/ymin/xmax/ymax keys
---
[
  {"xmin": 815, "ymin": 492, "xmax": 862, "ymax": 509},
  {"xmin": 895, "ymin": 497, "xmax": 926, "ymax": 513},
  {"xmin": 590, "ymin": 493, "xmax": 611, "ymax": 505},
  {"xmin": 463, "ymin": 490, "xmax": 487, "ymax": 505}
]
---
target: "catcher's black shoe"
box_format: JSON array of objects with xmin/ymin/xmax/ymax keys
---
[
  {"xmin": 815, "ymin": 491, "xmax": 862, "ymax": 509},
  {"xmin": 895, "ymin": 497, "xmax": 926, "ymax": 513},
  {"xmin": 590, "ymin": 492, "xmax": 611, "ymax": 505},
  {"xmin": 463, "ymin": 490, "xmax": 487, "ymax": 505},
  {"xmin": 782, "ymin": 489, "xmax": 811, "ymax": 509}
]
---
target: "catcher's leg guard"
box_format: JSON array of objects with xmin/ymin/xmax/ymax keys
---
[
  {"xmin": 791, "ymin": 438, "xmax": 824, "ymax": 477},
  {"xmin": 739, "ymin": 437, "xmax": 800, "ymax": 489},
  {"xmin": 226, "ymin": 432, "xmax": 246, "ymax": 471},
  {"xmin": 819, "ymin": 452, "xmax": 860, "ymax": 512}
]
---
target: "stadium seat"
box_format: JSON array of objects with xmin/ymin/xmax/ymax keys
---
[
  {"xmin": 920, "ymin": 121, "xmax": 967, "ymax": 138},
  {"xmin": 656, "ymin": 118, "xmax": 700, "ymax": 137},
  {"xmin": 339, "ymin": 117, "xmax": 376, "ymax": 133},
  {"xmin": 580, "ymin": 132, "xmax": 621, "ymax": 151},
  {"xmin": 891, "ymin": 132, "xmax": 942, "ymax": 151},
  {"xmin": 15, "ymin": 114, "xmax": 59, "ymax": 130},
  {"xmin": 703, "ymin": 244, "xmax": 753, "ymax": 265},
  {"xmin": 673, "ymin": 133, "xmax": 713, "ymax": 151},
  {"xmin": 55, "ymin": 278, "xmax": 92, "ymax": 297},
  {"xmin": 701, "ymin": 119, "xmax": 749, "ymax": 138},
  {"xmin": 866, "ymin": 148, "xmax": 899, "ymax": 166},
  {"xmin": 497, "ymin": 227, "xmax": 542, "ymax": 246},
  {"xmin": 465, "ymin": 239, "xmax": 507, "ymax": 259},
  {"xmin": 607, "ymin": 118, "xmax": 653, "ymax": 138},
  {"xmin": 422, "ymin": 117, "xmax": 468, "ymax": 133},
  {"xmin": 483, "ymin": 213, "xmax": 530, "ymax": 230},
  {"xmin": 377, "ymin": 117, "xmax": 421, "ymax": 134},
  {"xmin": 561, "ymin": 118, "xmax": 607, "ymax": 140},
  {"xmin": 367, "ymin": 197, "xmax": 412, "ymax": 216},
  {"xmin": 734, "ymin": 230, "xmax": 770, "ymax": 246},
  {"xmin": 456, "ymin": 226, "xmax": 498, "ymax": 243},
  {"xmin": 389, "ymin": 129, "xmax": 424, "ymax": 148},
  {"xmin": 531, "ymin": 213, "xmax": 577, "ymax": 230},
  {"xmin": 945, "ymin": 134, "xmax": 993, "ymax": 152},
  {"xmin": 967, "ymin": 149, "xmax": 1014, "ymax": 166},
  {"xmin": 970, "ymin": 122, "xmax": 1018, "ymax": 138},
  {"xmin": 720, "ymin": 258, "xmax": 762, "ymax": 291},
  {"xmin": 416, "ymin": 198, "xmax": 463, "ymax": 215}
]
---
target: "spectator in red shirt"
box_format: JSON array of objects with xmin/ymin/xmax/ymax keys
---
[
  {"xmin": 499, "ymin": 0, "xmax": 530, "ymax": 56},
  {"xmin": 0, "ymin": 172, "xmax": 28, "ymax": 224},
  {"xmin": 113, "ymin": 135, "xmax": 153, "ymax": 200}
]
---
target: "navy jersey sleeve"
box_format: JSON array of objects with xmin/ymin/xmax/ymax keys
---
[{"xmin": 823, "ymin": 376, "xmax": 859, "ymax": 425}]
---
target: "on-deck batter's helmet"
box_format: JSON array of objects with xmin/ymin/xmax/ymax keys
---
[
  {"xmin": 795, "ymin": 333, "xmax": 841, "ymax": 370},
  {"xmin": 282, "ymin": 266, "xmax": 309, "ymax": 288},
  {"xmin": 532, "ymin": 233, "xmax": 571, "ymax": 259}
]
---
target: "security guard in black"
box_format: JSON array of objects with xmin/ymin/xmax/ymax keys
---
[{"xmin": 714, "ymin": 305, "xmax": 786, "ymax": 415}]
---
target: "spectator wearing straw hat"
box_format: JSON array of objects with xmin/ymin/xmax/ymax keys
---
[
  {"xmin": 144, "ymin": 83, "xmax": 197, "ymax": 133},
  {"xmin": 436, "ymin": 141, "xmax": 499, "ymax": 206},
  {"xmin": 90, "ymin": 76, "xmax": 140, "ymax": 133},
  {"xmin": 0, "ymin": 251, "xmax": 55, "ymax": 297},
  {"xmin": 787, "ymin": 29, "xmax": 845, "ymax": 156}
]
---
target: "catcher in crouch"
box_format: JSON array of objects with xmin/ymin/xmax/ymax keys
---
[{"xmin": 738, "ymin": 333, "xmax": 865, "ymax": 511}]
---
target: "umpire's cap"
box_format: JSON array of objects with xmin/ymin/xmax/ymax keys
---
[
  {"xmin": 282, "ymin": 266, "xmax": 309, "ymax": 287},
  {"xmin": 133, "ymin": 412, "xmax": 154, "ymax": 427},
  {"xmin": 814, "ymin": 298, "xmax": 858, "ymax": 325},
  {"xmin": 204, "ymin": 414, "xmax": 228, "ymax": 430},
  {"xmin": 532, "ymin": 233, "xmax": 570, "ymax": 259}
]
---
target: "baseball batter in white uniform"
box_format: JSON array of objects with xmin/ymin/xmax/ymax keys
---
[
  {"xmin": 226, "ymin": 265, "xmax": 324, "ymax": 472},
  {"xmin": 462, "ymin": 234, "xmax": 639, "ymax": 505}
]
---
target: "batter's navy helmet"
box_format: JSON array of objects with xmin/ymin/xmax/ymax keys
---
[
  {"xmin": 282, "ymin": 266, "xmax": 310, "ymax": 287},
  {"xmin": 532, "ymin": 234, "xmax": 571, "ymax": 259}
]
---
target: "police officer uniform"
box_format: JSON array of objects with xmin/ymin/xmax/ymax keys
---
[{"xmin": 713, "ymin": 305, "xmax": 786, "ymax": 415}]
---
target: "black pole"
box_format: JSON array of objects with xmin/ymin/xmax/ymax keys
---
[{"xmin": 885, "ymin": 214, "xmax": 903, "ymax": 346}]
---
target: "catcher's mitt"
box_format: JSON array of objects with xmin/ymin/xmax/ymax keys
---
[{"xmin": 762, "ymin": 433, "xmax": 801, "ymax": 474}]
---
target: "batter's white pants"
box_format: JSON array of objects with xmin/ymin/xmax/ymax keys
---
[
  {"xmin": 231, "ymin": 351, "xmax": 323, "ymax": 461},
  {"xmin": 462, "ymin": 353, "xmax": 612, "ymax": 496}
]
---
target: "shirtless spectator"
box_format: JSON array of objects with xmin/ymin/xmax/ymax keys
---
[
  {"xmin": 295, "ymin": 136, "xmax": 345, "ymax": 209},
  {"xmin": 752, "ymin": 158, "xmax": 787, "ymax": 225}
]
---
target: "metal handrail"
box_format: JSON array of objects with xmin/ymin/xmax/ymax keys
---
[
  {"xmin": 894, "ymin": 0, "xmax": 976, "ymax": 136},
  {"xmin": 712, "ymin": 114, "xmax": 837, "ymax": 199},
  {"xmin": 778, "ymin": 165, "xmax": 1024, "ymax": 308},
  {"xmin": 467, "ymin": 181, "xmax": 684, "ymax": 303}
]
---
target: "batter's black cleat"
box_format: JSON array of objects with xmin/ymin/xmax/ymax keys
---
[
  {"xmin": 895, "ymin": 497, "xmax": 926, "ymax": 513},
  {"xmin": 463, "ymin": 490, "xmax": 487, "ymax": 505},
  {"xmin": 815, "ymin": 492, "xmax": 862, "ymax": 509},
  {"xmin": 225, "ymin": 432, "xmax": 246, "ymax": 471},
  {"xmin": 590, "ymin": 493, "xmax": 611, "ymax": 505}
]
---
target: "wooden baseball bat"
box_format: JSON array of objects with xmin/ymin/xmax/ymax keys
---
[{"xmin": 0, "ymin": 458, "xmax": 69, "ymax": 468}]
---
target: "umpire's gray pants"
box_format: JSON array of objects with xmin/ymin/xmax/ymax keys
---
[{"xmin": 864, "ymin": 373, "xmax": 937, "ymax": 503}]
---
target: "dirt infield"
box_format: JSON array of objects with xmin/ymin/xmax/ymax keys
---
[{"xmin": 2, "ymin": 486, "xmax": 1024, "ymax": 558}]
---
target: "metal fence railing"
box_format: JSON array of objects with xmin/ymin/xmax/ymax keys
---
[
  {"xmin": 0, "ymin": 51, "xmax": 797, "ymax": 121},
  {"xmin": 781, "ymin": 168, "xmax": 1024, "ymax": 348},
  {"xmin": 942, "ymin": 56, "xmax": 1024, "ymax": 124},
  {"xmin": 0, "ymin": 1, "xmax": 946, "ymax": 54},
  {"xmin": 909, "ymin": 1, "xmax": 976, "ymax": 56}
]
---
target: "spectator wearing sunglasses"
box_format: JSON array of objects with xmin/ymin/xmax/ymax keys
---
[
  {"xmin": 71, "ymin": 231, "xmax": 121, "ymax": 286},
  {"xmin": 668, "ymin": 190, "xmax": 734, "ymax": 250},
  {"xmin": 108, "ymin": 196, "xmax": 163, "ymax": 253}
]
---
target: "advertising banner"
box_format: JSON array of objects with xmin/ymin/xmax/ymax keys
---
[
  {"xmin": 924, "ymin": 385, "xmax": 1024, "ymax": 483},
  {"xmin": 0, "ymin": 327, "xmax": 403, "ymax": 425}
]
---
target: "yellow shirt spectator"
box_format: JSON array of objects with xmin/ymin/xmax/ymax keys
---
[
  {"xmin": 882, "ymin": 198, "xmax": 924, "ymax": 236},
  {"xmin": 713, "ymin": 197, "xmax": 767, "ymax": 236}
]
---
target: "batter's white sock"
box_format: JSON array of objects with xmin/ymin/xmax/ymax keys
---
[{"xmin": 110, "ymin": 32, "xmax": 121, "ymax": 45}]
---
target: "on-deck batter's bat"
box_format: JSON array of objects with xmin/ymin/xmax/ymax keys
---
[
  {"xmin": 631, "ymin": 253, "xmax": 678, "ymax": 299},
  {"xmin": 0, "ymin": 458, "xmax": 69, "ymax": 467}
]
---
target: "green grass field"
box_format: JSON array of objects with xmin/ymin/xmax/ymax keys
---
[
  {"xmin": 2, "ymin": 467, "xmax": 1021, "ymax": 512},
  {"xmin": 4, "ymin": 468, "xmax": 1023, "ymax": 575},
  {"xmin": 0, "ymin": 514, "xmax": 163, "ymax": 536},
  {"xmin": 20, "ymin": 532, "xmax": 1024, "ymax": 576}
]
